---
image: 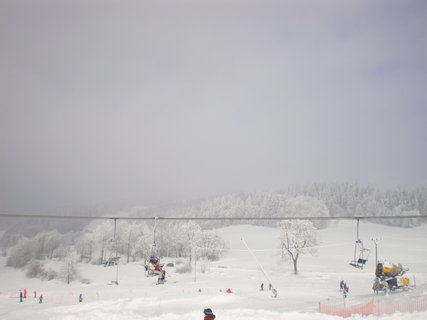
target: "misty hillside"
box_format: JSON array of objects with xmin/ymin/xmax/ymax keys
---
[
  {"xmin": 1, "ymin": 182, "xmax": 426, "ymax": 240},
  {"xmin": 131, "ymin": 182, "xmax": 427, "ymax": 229}
]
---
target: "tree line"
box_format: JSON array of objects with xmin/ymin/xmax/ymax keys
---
[
  {"xmin": 131, "ymin": 182, "xmax": 427, "ymax": 228},
  {"xmin": 2, "ymin": 220, "xmax": 228, "ymax": 283}
]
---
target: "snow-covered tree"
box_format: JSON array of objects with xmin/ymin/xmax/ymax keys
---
[
  {"xmin": 61, "ymin": 250, "xmax": 78, "ymax": 284},
  {"xmin": 166, "ymin": 223, "xmax": 187, "ymax": 258},
  {"xmin": 279, "ymin": 220, "xmax": 318, "ymax": 275},
  {"xmin": 32, "ymin": 230, "xmax": 63, "ymax": 259},
  {"xmin": 282, "ymin": 196, "xmax": 330, "ymax": 228},
  {"xmin": 91, "ymin": 221, "xmax": 115, "ymax": 264},
  {"xmin": 134, "ymin": 224, "xmax": 151, "ymax": 261},
  {"xmin": 75, "ymin": 232, "xmax": 96, "ymax": 263},
  {"xmin": 6, "ymin": 231, "xmax": 66, "ymax": 268},
  {"xmin": 178, "ymin": 221, "xmax": 202, "ymax": 263},
  {"xmin": 398, "ymin": 209, "xmax": 421, "ymax": 228},
  {"xmin": 6, "ymin": 236, "xmax": 32, "ymax": 268},
  {"xmin": 198, "ymin": 230, "xmax": 228, "ymax": 261},
  {"xmin": 118, "ymin": 222, "xmax": 150, "ymax": 263}
]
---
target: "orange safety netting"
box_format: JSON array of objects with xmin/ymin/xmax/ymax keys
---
[{"xmin": 319, "ymin": 298, "xmax": 427, "ymax": 317}]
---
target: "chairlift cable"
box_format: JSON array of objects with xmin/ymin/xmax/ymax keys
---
[
  {"xmin": 1, "ymin": 213, "xmax": 426, "ymax": 221},
  {"xmin": 195, "ymin": 241, "xmax": 355, "ymax": 252}
]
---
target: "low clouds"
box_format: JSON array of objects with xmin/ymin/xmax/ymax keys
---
[{"xmin": 1, "ymin": 0, "xmax": 426, "ymax": 212}]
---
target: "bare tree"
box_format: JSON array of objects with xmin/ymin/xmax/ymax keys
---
[
  {"xmin": 92, "ymin": 221, "xmax": 114, "ymax": 264},
  {"xmin": 119, "ymin": 222, "xmax": 150, "ymax": 263},
  {"xmin": 279, "ymin": 220, "xmax": 318, "ymax": 275},
  {"xmin": 61, "ymin": 249, "xmax": 78, "ymax": 284},
  {"xmin": 75, "ymin": 233, "xmax": 95, "ymax": 263},
  {"xmin": 198, "ymin": 230, "xmax": 228, "ymax": 261},
  {"xmin": 179, "ymin": 221, "xmax": 202, "ymax": 263}
]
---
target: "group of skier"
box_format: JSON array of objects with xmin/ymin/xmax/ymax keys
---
[
  {"xmin": 260, "ymin": 283, "xmax": 277, "ymax": 298},
  {"xmin": 260, "ymin": 283, "xmax": 272, "ymax": 291},
  {"xmin": 18, "ymin": 290, "xmax": 84, "ymax": 304},
  {"xmin": 19, "ymin": 289, "xmax": 43, "ymax": 304}
]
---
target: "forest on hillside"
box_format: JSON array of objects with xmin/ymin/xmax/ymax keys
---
[
  {"xmin": 1, "ymin": 182, "xmax": 426, "ymax": 238},
  {"xmin": 136, "ymin": 182, "xmax": 427, "ymax": 229}
]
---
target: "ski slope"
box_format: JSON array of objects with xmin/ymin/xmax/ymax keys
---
[{"xmin": 1, "ymin": 221, "xmax": 427, "ymax": 319}]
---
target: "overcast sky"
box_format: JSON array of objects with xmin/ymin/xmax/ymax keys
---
[{"xmin": 1, "ymin": 0, "xmax": 426, "ymax": 213}]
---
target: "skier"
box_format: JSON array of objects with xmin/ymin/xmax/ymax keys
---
[
  {"xmin": 203, "ymin": 308, "xmax": 216, "ymax": 320},
  {"xmin": 268, "ymin": 283, "xmax": 272, "ymax": 291},
  {"xmin": 39, "ymin": 294, "xmax": 43, "ymax": 304},
  {"xmin": 260, "ymin": 283, "xmax": 264, "ymax": 291},
  {"xmin": 272, "ymin": 288, "xmax": 277, "ymax": 298},
  {"xmin": 343, "ymin": 283, "xmax": 349, "ymax": 298},
  {"xmin": 340, "ymin": 280, "xmax": 345, "ymax": 291},
  {"xmin": 34, "ymin": 290, "xmax": 37, "ymax": 298},
  {"xmin": 79, "ymin": 294, "xmax": 83, "ymax": 303},
  {"xmin": 157, "ymin": 270, "xmax": 166, "ymax": 284},
  {"xmin": 19, "ymin": 290, "xmax": 23, "ymax": 303},
  {"xmin": 23, "ymin": 288, "xmax": 27, "ymax": 298}
]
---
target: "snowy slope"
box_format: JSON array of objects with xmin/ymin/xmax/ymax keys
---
[{"xmin": 1, "ymin": 221, "xmax": 427, "ymax": 320}]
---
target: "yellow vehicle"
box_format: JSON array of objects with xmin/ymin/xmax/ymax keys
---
[
  {"xmin": 373, "ymin": 262, "xmax": 414, "ymax": 294},
  {"xmin": 373, "ymin": 276, "xmax": 412, "ymax": 293},
  {"xmin": 375, "ymin": 262, "xmax": 406, "ymax": 278}
]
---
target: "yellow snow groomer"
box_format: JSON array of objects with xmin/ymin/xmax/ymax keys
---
[{"xmin": 375, "ymin": 262, "xmax": 406, "ymax": 278}]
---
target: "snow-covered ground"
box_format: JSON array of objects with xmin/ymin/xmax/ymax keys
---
[{"xmin": 1, "ymin": 221, "xmax": 427, "ymax": 319}]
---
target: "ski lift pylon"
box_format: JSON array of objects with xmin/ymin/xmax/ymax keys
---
[
  {"xmin": 150, "ymin": 216, "xmax": 159, "ymax": 257},
  {"xmin": 349, "ymin": 218, "xmax": 370, "ymax": 269}
]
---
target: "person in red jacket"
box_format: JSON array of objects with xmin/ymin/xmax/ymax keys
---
[
  {"xmin": 343, "ymin": 283, "xmax": 349, "ymax": 298},
  {"xmin": 204, "ymin": 308, "xmax": 216, "ymax": 320}
]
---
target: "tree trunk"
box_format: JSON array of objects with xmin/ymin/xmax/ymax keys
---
[
  {"xmin": 127, "ymin": 242, "xmax": 130, "ymax": 264},
  {"xmin": 88, "ymin": 245, "xmax": 92, "ymax": 261},
  {"xmin": 293, "ymin": 253, "xmax": 299, "ymax": 275},
  {"xmin": 127, "ymin": 230, "xmax": 132, "ymax": 264}
]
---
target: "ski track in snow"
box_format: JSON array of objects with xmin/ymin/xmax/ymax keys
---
[{"xmin": 1, "ymin": 221, "xmax": 427, "ymax": 319}]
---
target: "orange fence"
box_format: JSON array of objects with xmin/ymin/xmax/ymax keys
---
[{"xmin": 319, "ymin": 298, "xmax": 427, "ymax": 317}]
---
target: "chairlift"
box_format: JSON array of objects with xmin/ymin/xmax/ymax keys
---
[
  {"xmin": 104, "ymin": 256, "xmax": 120, "ymax": 267},
  {"xmin": 349, "ymin": 219, "xmax": 370, "ymax": 269},
  {"xmin": 150, "ymin": 217, "xmax": 159, "ymax": 258},
  {"xmin": 145, "ymin": 217, "xmax": 160, "ymax": 277}
]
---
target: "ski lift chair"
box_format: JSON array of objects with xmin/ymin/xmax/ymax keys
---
[
  {"xmin": 349, "ymin": 239, "xmax": 370, "ymax": 269},
  {"xmin": 349, "ymin": 219, "xmax": 371, "ymax": 269},
  {"xmin": 104, "ymin": 256, "xmax": 120, "ymax": 267}
]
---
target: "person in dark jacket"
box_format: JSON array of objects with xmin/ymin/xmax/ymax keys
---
[
  {"xmin": 340, "ymin": 280, "xmax": 345, "ymax": 291},
  {"xmin": 204, "ymin": 308, "xmax": 216, "ymax": 320}
]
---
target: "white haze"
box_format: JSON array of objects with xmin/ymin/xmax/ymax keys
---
[{"xmin": 1, "ymin": 0, "xmax": 427, "ymax": 213}]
